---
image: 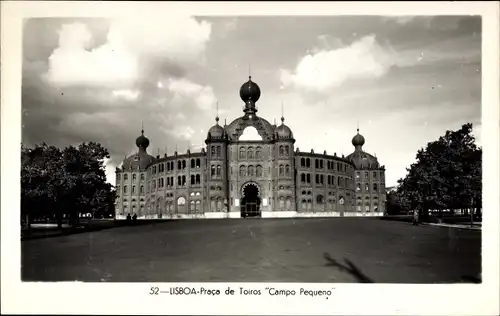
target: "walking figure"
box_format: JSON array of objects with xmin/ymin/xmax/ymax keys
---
[
  {"xmin": 412, "ymin": 208, "xmax": 419, "ymax": 226},
  {"xmin": 126, "ymin": 213, "xmax": 131, "ymax": 221}
]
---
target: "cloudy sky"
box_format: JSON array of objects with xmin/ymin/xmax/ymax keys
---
[{"xmin": 22, "ymin": 15, "xmax": 481, "ymax": 187}]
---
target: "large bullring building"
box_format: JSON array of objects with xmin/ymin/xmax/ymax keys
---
[{"xmin": 115, "ymin": 76, "xmax": 386, "ymax": 219}]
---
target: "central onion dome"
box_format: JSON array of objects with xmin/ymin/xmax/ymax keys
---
[
  {"xmin": 239, "ymin": 76, "xmax": 261, "ymax": 103},
  {"xmin": 136, "ymin": 129, "xmax": 150, "ymax": 149},
  {"xmin": 351, "ymin": 129, "xmax": 365, "ymax": 147}
]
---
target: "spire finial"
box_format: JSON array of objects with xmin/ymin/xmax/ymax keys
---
[
  {"xmin": 141, "ymin": 121, "xmax": 144, "ymax": 135},
  {"xmin": 224, "ymin": 118, "xmax": 227, "ymax": 127},
  {"xmin": 157, "ymin": 148, "xmax": 160, "ymax": 156},
  {"xmin": 215, "ymin": 101, "xmax": 219, "ymax": 123},
  {"xmin": 356, "ymin": 120, "xmax": 359, "ymax": 134},
  {"xmin": 281, "ymin": 100, "xmax": 285, "ymax": 123},
  {"xmin": 249, "ymin": 63, "xmax": 251, "ymax": 80}
]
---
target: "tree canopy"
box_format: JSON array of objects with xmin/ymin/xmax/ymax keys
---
[
  {"xmin": 21, "ymin": 141, "xmax": 116, "ymax": 229},
  {"xmin": 391, "ymin": 123, "xmax": 482, "ymax": 218}
]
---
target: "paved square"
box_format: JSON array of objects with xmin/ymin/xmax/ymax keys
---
[{"xmin": 22, "ymin": 218, "xmax": 481, "ymax": 283}]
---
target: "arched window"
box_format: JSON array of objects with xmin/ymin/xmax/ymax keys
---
[
  {"xmin": 279, "ymin": 165, "xmax": 284, "ymax": 176},
  {"xmin": 356, "ymin": 172, "xmax": 360, "ymax": 179},
  {"xmin": 196, "ymin": 174, "xmax": 200, "ymax": 184},
  {"xmin": 306, "ymin": 158, "xmax": 310, "ymax": 168},
  {"xmin": 279, "ymin": 145, "xmax": 284, "ymax": 156},
  {"xmin": 306, "ymin": 174, "xmax": 311, "ymax": 183},
  {"xmin": 196, "ymin": 159, "xmax": 201, "ymax": 168},
  {"xmin": 216, "ymin": 165, "xmax": 221, "ymax": 176},
  {"xmin": 216, "ymin": 146, "xmax": 221, "ymax": 157},
  {"xmin": 365, "ymin": 171, "xmax": 369, "ymax": 179},
  {"xmin": 177, "ymin": 197, "xmax": 186, "ymax": 206},
  {"xmin": 211, "ymin": 165, "xmax": 216, "ymax": 176},
  {"xmin": 140, "ymin": 174, "xmax": 145, "ymax": 181},
  {"xmin": 315, "ymin": 159, "xmax": 319, "ymax": 169},
  {"xmin": 191, "ymin": 159, "xmax": 195, "ymax": 168},
  {"xmin": 365, "ymin": 183, "xmax": 369, "ymax": 191},
  {"xmin": 301, "ymin": 158, "xmax": 305, "ymax": 167},
  {"xmin": 140, "ymin": 185, "xmax": 144, "ymax": 194},
  {"xmin": 239, "ymin": 165, "xmax": 246, "ymax": 177},
  {"xmin": 247, "ymin": 165, "xmax": 254, "ymax": 176},
  {"xmin": 178, "ymin": 161, "xmax": 182, "ymax": 170},
  {"xmin": 285, "ymin": 146, "xmax": 289, "ymax": 156},
  {"xmin": 307, "ymin": 199, "xmax": 312, "ymax": 210},
  {"xmin": 247, "ymin": 147, "xmax": 254, "ymax": 159},
  {"xmin": 373, "ymin": 183, "xmax": 378, "ymax": 192},
  {"xmin": 132, "ymin": 174, "xmax": 137, "ymax": 182},
  {"xmin": 123, "ymin": 185, "xmax": 128, "ymax": 193},
  {"xmin": 285, "ymin": 197, "xmax": 292, "ymax": 210},
  {"xmin": 239, "ymin": 147, "xmax": 246, "ymax": 159},
  {"xmin": 191, "ymin": 175, "xmax": 195, "ymax": 185},
  {"xmin": 217, "ymin": 199, "xmax": 223, "ymax": 211},
  {"xmin": 301, "ymin": 173, "xmax": 305, "ymax": 183},
  {"xmin": 356, "ymin": 183, "xmax": 361, "ymax": 191},
  {"xmin": 279, "ymin": 197, "xmax": 285, "ymax": 209},
  {"xmin": 182, "ymin": 176, "xmax": 186, "ymax": 186},
  {"xmin": 301, "ymin": 199, "xmax": 307, "ymax": 210},
  {"xmin": 256, "ymin": 165, "xmax": 262, "ymax": 177},
  {"xmin": 195, "ymin": 200, "xmax": 201, "ymax": 211},
  {"xmin": 256, "ymin": 147, "xmax": 262, "ymax": 159},
  {"xmin": 211, "ymin": 146, "xmax": 216, "ymax": 156},
  {"xmin": 210, "ymin": 199, "xmax": 216, "ymax": 211},
  {"xmin": 190, "ymin": 201, "xmax": 195, "ymax": 213},
  {"xmin": 182, "ymin": 160, "xmax": 186, "ymax": 169},
  {"xmin": 316, "ymin": 194, "xmax": 324, "ymax": 204},
  {"xmin": 132, "ymin": 186, "xmax": 136, "ymax": 194},
  {"xmin": 285, "ymin": 165, "xmax": 290, "ymax": 176},
  {"xmin": 124, "ymin": 174, "xmax": 128, "ymax": 180}
]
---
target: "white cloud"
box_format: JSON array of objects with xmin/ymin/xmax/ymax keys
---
[
  {"xmin": 279, "ymin": 35, "xmax": 396, "ymax": 93},
  {"xmin": 384, "ymin": 16, "xmax": 416, "ymax": 25},
  {"xmin": 167, "ymin": 78, "xmax": 216, "ymax": 111},
  {"xmin": 45, "ymin": 23, "xmax": 138, "ymax": 87},
  {"xmin": 112, "ymin": 89, "xmax": 141, "ymax": 101},
  {"xmin": 44, "ymin": 16, "xmax": 212, "ymax": 87},
  {"xmin": 161, "ymin": 124, "xmax": 195, "ymax": 141}
]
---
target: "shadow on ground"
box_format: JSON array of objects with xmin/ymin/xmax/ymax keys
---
[{"xmin": 323, "ymin": 252, "xmax": 374, "ymax": 283}]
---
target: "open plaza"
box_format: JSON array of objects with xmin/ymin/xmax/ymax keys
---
[{"xmin": 22, "ymin": 217, "xmax": 481, "ymax": 283}]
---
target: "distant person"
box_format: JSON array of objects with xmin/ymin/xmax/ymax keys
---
[
  {"xmin": 126, "ymin": 214, "xmax": 131, "ymax": 221},
  {"xmin": 413, "ymin": 209, "xmax": 419, "ymax": 226},
  {"xmin": 132, "ymin": 213, "xmax": 137, "ymax": 221}
]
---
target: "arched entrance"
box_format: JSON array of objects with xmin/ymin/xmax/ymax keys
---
[{"xmin": 241, "ymin": 182, "xmax": 261, "ymax": 218}]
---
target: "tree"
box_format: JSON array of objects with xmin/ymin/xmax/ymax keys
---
[
  {"xmin": 21, "ymin": 141, "xmax": 115, "ymax": 230},
  {"xmin": 396, "ymin": 123, "xmax": 481, "ymax": 221}
]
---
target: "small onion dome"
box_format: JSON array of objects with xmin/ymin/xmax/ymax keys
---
[
  {"xmin": 208, "ymin": 117, "xmax": 225, "ymax": 138},
  {"xmin": 122, "ymin": 151, "xmax": 156, "ymax": 170},
  {"xmin": 275, "ymin": 117, "xmax": 293, "ymax": 139},
  {"xmin": 346, "ymin": 151, "xmax": 379, "ymax": 170},
  {"xmin": 136, "ymin": 129, "xmax": 150, "ymax": 149},
  {"xmin": 239, "ymin": 76, "xmax": 261, "ymax": 103},
  {"xmin": 352, "ymin": 129, "xmax": 365, "ymax": 147}
]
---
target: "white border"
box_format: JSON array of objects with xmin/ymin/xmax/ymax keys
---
[{"xmin": 1, "ymin": 2, "xmax": 499, "ymax": 315}]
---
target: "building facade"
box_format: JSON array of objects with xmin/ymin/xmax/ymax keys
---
[{"xmin": 115, "ymin": 76, "xmax": 386, "ymax": 219}]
